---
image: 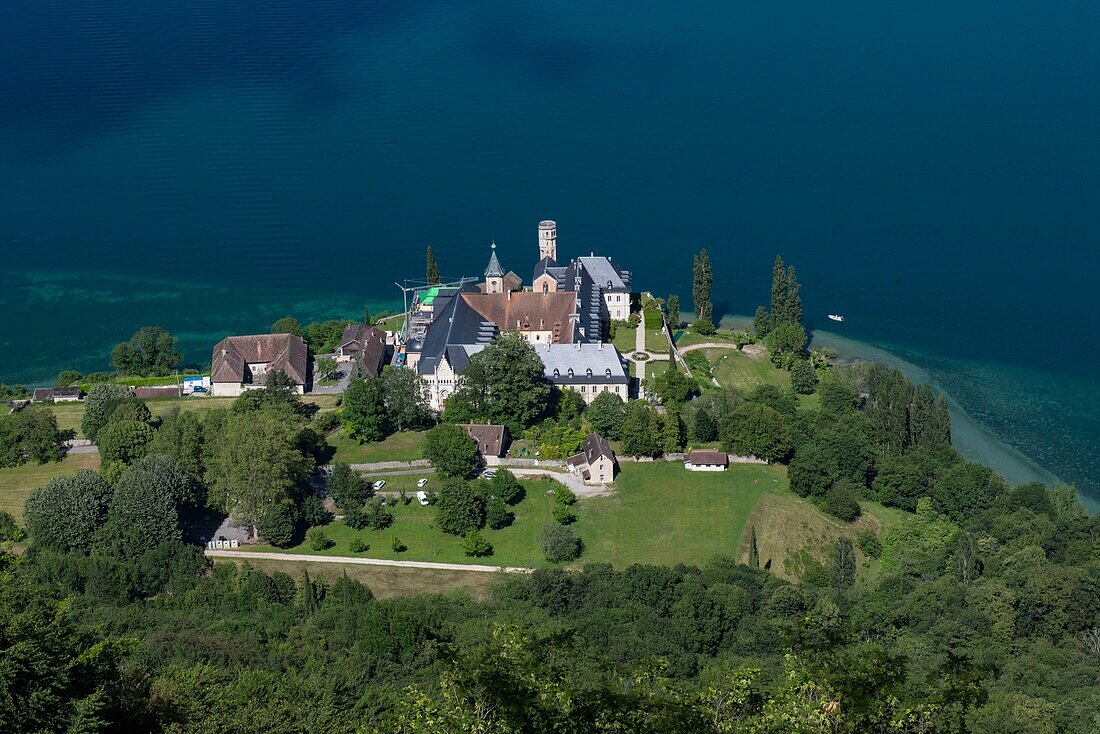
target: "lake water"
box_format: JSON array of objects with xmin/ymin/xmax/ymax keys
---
[{"xmin": 2, "ymin": 2, "xmax": 1097, "ymax": 502}]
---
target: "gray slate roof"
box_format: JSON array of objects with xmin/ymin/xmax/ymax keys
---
[
  {"xmin": 576, "ymin": 255, "xmax": 631, "ymax": 291},
  {"xmin": 484, "ymin": 245, "xmax": 505, "ymax": 277},
  {"xmin": 536, "ymin": 343, "xmax": 629, "ymax": 384}
]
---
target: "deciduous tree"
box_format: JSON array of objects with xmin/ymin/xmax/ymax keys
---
[
  {"xmin": 342, "ymin": 377, "xmax": 391, "ymax": 443},
  {"xmin": 586, "ymin": 391, "xmax": 625, "ymax": 440},
  {"xmin": 444, "ymin": 333, "xmax": 551, "ymax": 434},
  {"xmin": 436, "ymin": 477, "xmax": 485, "ymax": 535},
  {"xmin": 423, "ymin": 423, "xmax": 479, "ymax": 479},
  {"xmin": 23, "ymin": 469, "xmax": 112, "ymax": 553},
  {"xmin": 271, "ymin": 316, "xmax": 304, "ymax": 338}
]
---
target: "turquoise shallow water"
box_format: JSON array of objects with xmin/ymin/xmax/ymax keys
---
[{"xmin": 1, "ymin": 2, "xmax": 1097, "ymax": 502}]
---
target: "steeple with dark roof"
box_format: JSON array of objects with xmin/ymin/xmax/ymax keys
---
[{"xmin": 484, "ymin": 241, "xmax": 504, "ymax": 278}]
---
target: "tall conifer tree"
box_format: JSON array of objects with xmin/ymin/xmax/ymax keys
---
[
  {"xmin": 426, "ymin": 246, "xmax": 441, "ymax": 285},
  {"xmin": 692, "ymin": 249, "xmax": 714, "ymax": 332}
]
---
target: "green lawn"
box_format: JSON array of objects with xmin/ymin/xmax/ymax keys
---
[
  {"xmin": 575, "ymin": 462, "xmax": 774, "ymax": 567},
  {"xmin": 706, "ymin": 349, "xmax": 790, "ymax": 392},
  {"xmin": 252, "ymin": 477, "xmax": 560, "ymax": 567},
  {"xmin": 0, "ymin": 452, "xmax": 101, "ymax": 521},
  {"xmin": 256, "ymin": 463, "xmax": 780, "ymax": 570},
  {"xmin": 675, "ymin": 329, "xmax": 739, "ymax": 348},
  {"xmin": 50, "ymin": 394, "xmax": 341, "ymax": 438},
  {"xmin": 328, "ymin": 429, "xmax": 426, "ymax": 464},
  {"xmin": 612, "ymin": 326, "xmax": 638, "ymax": 353},
  {"xmin": 645, "ymin": 328, "xmax": 669, "ymax": 353}
]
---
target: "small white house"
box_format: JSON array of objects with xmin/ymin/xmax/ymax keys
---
[{"xmin": 684, "ymin": 450, "xmax": 729, "ymax": 472}]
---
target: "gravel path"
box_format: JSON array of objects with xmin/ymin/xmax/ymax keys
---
[
  {"xmin": 205, "ymin": 549, "xmax": 533, "ymax": 573},
  {"xmin": 508, "ymin": 468, "xmax": 614, "ymax": 498}
]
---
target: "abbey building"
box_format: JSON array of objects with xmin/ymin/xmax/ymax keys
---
[{"xmin": 402, "ymin": 221, "xmax": 635, "ymax": 410}]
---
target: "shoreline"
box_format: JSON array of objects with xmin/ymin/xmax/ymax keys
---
[{"xmin": 717, "ymin": 314, "xmax": 1096, "ymax": 512}]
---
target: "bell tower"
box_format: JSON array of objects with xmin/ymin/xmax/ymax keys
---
[
  {"xmin": 538, "ymin": 220, "xmax": 557, "ymax": 262},
  {"xmin": 484, "ymin": 242, "xmax": 505, "ymax": 294}
]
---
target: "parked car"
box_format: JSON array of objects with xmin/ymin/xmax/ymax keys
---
[
  {"xmin": 416, "ymin": 490, "xmax": 429, "ymax": 506},
  {"xmin": 372, "ymin": 479, "xmax": 386, "ymax": 491},
  {"xmin": 482, "ymin": 470, "xmax": 496, "ymax": 479},
  {"xmin": 417, "ymin": 478, "xmax": 428, "ymax": 488}
]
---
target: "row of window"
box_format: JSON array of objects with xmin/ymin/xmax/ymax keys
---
[{"xmin": 552, "ymin": 367, "xmax": 615, "ymax": 378}]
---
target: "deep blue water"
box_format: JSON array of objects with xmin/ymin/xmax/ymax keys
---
[{"xmin": 2, "ymin": 2, "xmax": 1098, "ymax": 497}]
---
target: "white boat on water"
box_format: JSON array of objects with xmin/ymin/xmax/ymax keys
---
[{"xmin": 828, "ymin": 314, "xmax": 844, "ymax": 322}]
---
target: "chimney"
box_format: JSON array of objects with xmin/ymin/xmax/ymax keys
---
[{"xmin": 598, "ymin": 340, "xmax": 602, "ymax": 350}]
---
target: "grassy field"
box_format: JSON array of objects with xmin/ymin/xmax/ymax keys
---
[
  {"xmin": 705, "ymin": 348, "xmax": 789, "ymax": 393},
  {"xmin": 212, "ymin": 557, "xmax": 503, "ymax": 600},
  {"xmin": 329, "ymin": 429, "xmax": 426, "ymax": 464},
  {"xmin": 575, "ymin": 462, "xmax": 774, "ymax": 567},
  {"xmin": 0, "ymin": 452, "xmax": 101, "ymax": 521},
  {"xmin": 739, "ymin": 484, "xmax": 908, "ymax": 582},
  {"xmin": 256, "ymin": 463, "xmax": 781, "ymax": 570},
  {"xmin": 50, "ymin": 394, "xmax": 341, "ymax": 438}
]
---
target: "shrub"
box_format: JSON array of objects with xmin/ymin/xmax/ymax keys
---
[
  {"xmin": 0, "ymin": 511, "xmax": 26, "ymax": 542},
  {"xmin": 539, "ymin": 523, "xmax": 582, "ymax": 563},
  {"xmin": 391, "ymin": 536, "xmax": 405, "ymax": 553},
  {"xmin": 307, "ymin": 528, "xmax": 333, "ymax": 551},
  {"xmin": 790, "ymin": 359, "xmax": 818, "ymax": 394},
  {"xmin": 349, "ymin": 538, "xmax": 369, "ymax": 553},
  {"xmin": 485, "ymin": 495, "xmax": 511, "ymax": 530},
  {"xmin": 857, "ymin": 529, "xmax": 882, "ymax": 558},
  {"xmin": 823, "ymin": 481, "xmax": 862, "ymax": 522},
  {"xmin": 552, "ymin": 502, "xmax": 576, "ymax": 525},
  {"xmin": 301, "ymin": 496, "xmax": 332, "ymax": 527},
  {"xmin": 462, "ymin": 530, "xmax": 493, "ymax": 557},
  {"xmin": 363, "ymin": 498, "xmax": 395, "ymax": 530},
  {"xmin": 258, "ymin": 500, "xmax": 298, "ymax": 548},
  {"xmin": 344, "ymin": 507, "xmax": 369, "ymax": 531}
]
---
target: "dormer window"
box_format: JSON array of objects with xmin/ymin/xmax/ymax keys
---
[
  {"xmin": 605, "ymin": 368, "xmax": 612, "ymax": 378},
  {"xmin": 586, "ymin": 368, "xmax": 593, "ymax": 378},
  {"xmin": 553, "ymin": 368, "xmax": 560, "ymax": 378},
  {"xmin": 567, "ymin": 368, "xmax": 574, "ymax": 378}
]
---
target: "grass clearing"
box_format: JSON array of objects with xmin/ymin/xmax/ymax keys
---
[
  {"xmin": 675, "ymin": 329, "xmax": 739, "ymax": 348},
  {"xmin": 329, "ymin": 429, "xmax": 426, "ymax": 464},
  {"xmin": 739, "ymin": 485, "xmax": 908, "ymax": 582},
  {"xmin": 705, "ymin": 348, "xmax": 790, "ymax": 393},
  {"xmin": 0, "ymin": 452, "xmax": 101, "ymax": 521},
  {"xmin": 575, "ymin": 462, "xmax": 774, "ymax": 567},
  {"xmin": 212, "ymin": 557, "xmax": 503, "ymax": 600}
]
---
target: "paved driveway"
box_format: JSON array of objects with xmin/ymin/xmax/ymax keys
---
[
  {"xmin": 311, "ymin": 356, "xmax": 352, "ymax": 394},
  {"xmin": 509, "ymin": 468, "xmax": 614, "ymax": 498}
]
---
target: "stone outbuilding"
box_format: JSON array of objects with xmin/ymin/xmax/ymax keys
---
[
  {"xmin": 567, "ymin": 432, "xmax": 618, "ymax": 484},
  {"xmin": 684, "ymin": 450, "xmax": 729, "ymax": 471}
]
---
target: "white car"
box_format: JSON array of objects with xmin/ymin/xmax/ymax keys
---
[
  {"xmin": 482, "ymin": 470, "xmax": 496, "ymax": 479},
  {"xmin": 417, "ymin": 478, "xmax": 428, "ymax": 488},
  {"xmin": 416, "ymin": 490, "xmax": 429, "ymax": 506},
  {"xmin": 372, "ymin": 479, "xmax": 386, "ymax": 491}
]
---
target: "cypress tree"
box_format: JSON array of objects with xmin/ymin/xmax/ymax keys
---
[
  {"xmin": 747, "ymin": 526, "xmax": 760, "ymax": 569},
  {"xmin": 426, "ymin": 246, "xmax": 441, "ymax": 285},
  {"xmin": 784, "ymin": 265, "xmax": 802, "ymax": 326},
  {"xmin": 692, "ymin": 250, "xmax": 714, "ymax": 332},
  {"xmin": 770, "ymin": 255, "xmax": 787, "ymax": 325},
  {"xmin": 667, "ymin": 294, "xmax": 680, "ymax": 328},
  {"xmin": 833, "ymin": 537, "xmax": 855, "ymax": 589}
]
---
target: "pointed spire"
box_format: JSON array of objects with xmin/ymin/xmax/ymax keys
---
[{"xmin": 484, "ymin": 241, "xmax": 505, "ymax": 278}]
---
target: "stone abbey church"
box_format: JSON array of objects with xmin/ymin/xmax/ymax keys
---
[{"xmin": 404, "ymin": 221, "xmax": 635, "ymax": 410}]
